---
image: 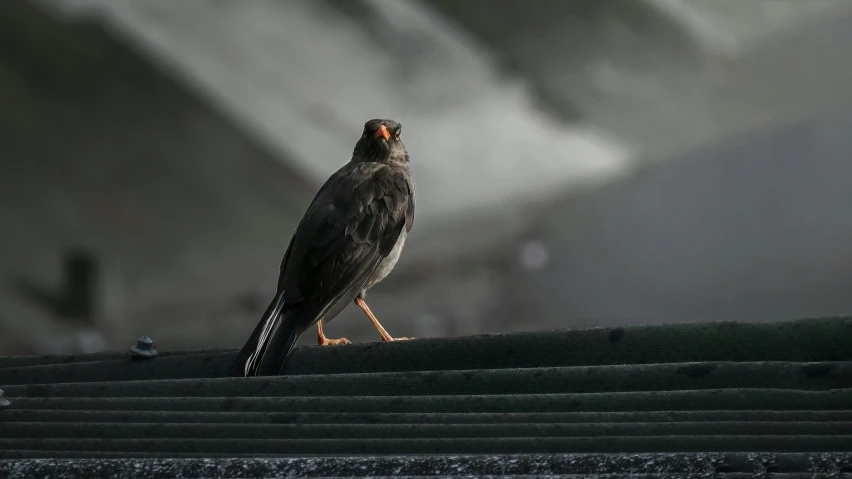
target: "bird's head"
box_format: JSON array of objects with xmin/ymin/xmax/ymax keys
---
[{"xmin": 351, "ymin": 119, "xmax": 409, "ymax": 165}]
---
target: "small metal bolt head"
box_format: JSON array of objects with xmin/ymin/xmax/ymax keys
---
[{"xmin": 129, "ymin": 335, "xmax": 158, "ymax": 358}]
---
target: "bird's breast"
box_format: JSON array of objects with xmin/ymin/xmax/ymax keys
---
[{"xmin": 365, "ymin": 228, "xmax": 407, "ymax": 290}]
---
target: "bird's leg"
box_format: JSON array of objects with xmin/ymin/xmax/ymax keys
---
[
  {"xmin": 316, "ymin": 320, "xmax": 350, "ymax": 346},
  {"xmin": 354, "ymin": 296, "xmax": 413, "ymax": 341}
]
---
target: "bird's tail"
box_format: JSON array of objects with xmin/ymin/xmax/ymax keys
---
[{"xmin": 230, "ymin": 290, "xmax": 298, "ymax": 377}]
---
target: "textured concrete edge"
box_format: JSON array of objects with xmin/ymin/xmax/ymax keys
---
[{"xmin": 2, "ymin": 453, "xmax": 852, "ymax": 478}]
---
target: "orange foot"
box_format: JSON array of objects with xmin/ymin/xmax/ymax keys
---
[
  {"xmin": 383, "ymin": 337, "xmax": 415, "ymax": 341},
  {"xmin": 318, "ymin": 336, "xmax": 351, "ymax": 346},
  {"xmin": 317, "ymin": 321, "xmax": 351, "ymax": 346}
]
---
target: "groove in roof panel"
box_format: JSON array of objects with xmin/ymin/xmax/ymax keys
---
[
  {"xmin": 3, "ymin": 420, "xmax": 851, "ymax": 440},
  {"xmin": 5, "ymin": 389, "xmax": 852, "ymax": 413},
  {"xmin": 4, "ymin": 361, "xmax": 851, "ymax": 396},
  {"xmin": 4, "ymin": 409, "xmax": 851, "ymax": 424},
  {"xmin": 2, "ymin": 435, "xmax": 852, "ymax": 456}
]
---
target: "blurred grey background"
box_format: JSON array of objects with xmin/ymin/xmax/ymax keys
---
[{"xmin": 2, "ymin": 0, "xmax": 851, "ymax": 355}]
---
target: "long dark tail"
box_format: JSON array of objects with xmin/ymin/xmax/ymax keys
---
[{"xmin": 230, "ymin": 290, "xmax": 299, "ymax": 377}]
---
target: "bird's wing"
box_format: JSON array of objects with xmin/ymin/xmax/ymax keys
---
[
  {"xmin": 404, "ymin": 172, "xmax": 415, "ymax": 233},
  {"xmin": 277, "ymin": 161, "xmax": 414, "ymax": 326}
]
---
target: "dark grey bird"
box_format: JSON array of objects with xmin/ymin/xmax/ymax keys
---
[{"xmin": 231, "ymin": 119, "xmax": 416, "ymax": 377}]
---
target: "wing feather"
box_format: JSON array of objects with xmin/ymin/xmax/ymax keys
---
[{"xmin": 276, "ymin": 162, "xmax": 414, "ymax": 326}]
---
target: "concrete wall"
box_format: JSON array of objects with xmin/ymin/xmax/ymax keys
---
[
  {"xmin": 4, "ymin": 0, "xmax": 852, "ymax": 355},
  {"xmin": 38, "ymin": 0, "xmax": 629, "ymax": 223},
  {"xmin": 423, "ymin": 0, "xmax": 852, "ymax": 159},
  {"xmin": 498, "ymin": 106, "xmax": 852, "ymax": 331},
  {"xmin": 469, "ymin": 6, "xmax": 852, "ymax": 333},
  {"xmin": 0, "ymin": 1, "xmax": 314, "ymax": 353},
  {"xmin": 0, "ymin": 0, "xmax": 628, "ymax": 354}
]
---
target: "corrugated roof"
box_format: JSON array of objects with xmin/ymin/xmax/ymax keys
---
[{"xmin": 1, "ymin": 317, "xmax": 851, "ymax": 477}]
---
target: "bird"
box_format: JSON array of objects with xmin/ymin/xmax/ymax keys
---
[{"xmin": 231, "ymin": 119, "xmax": 416, "ymax": 377}]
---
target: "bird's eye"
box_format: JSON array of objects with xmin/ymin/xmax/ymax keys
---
[{"xmin": 394, "ymin": 129, "xmax": 401, "ymax": 141}]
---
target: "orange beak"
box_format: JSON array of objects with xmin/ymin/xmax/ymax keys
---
[{"xmin": 374, "ymin": 124, "xmax": 390, "ymax": 141}]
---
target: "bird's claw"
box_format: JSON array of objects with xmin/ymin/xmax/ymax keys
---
[
  {"xmin": 383, "ymin": 336, "xmax": 414, "ymax": 341},
  {"xmin": 318, "ymin": 337, "xmax": 351, "ymax": 346}
]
